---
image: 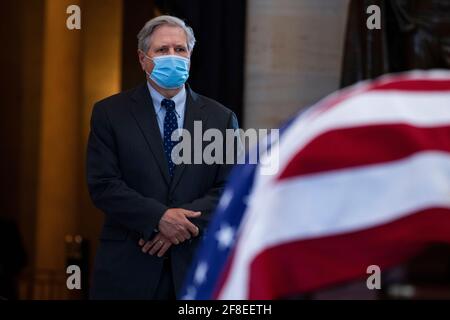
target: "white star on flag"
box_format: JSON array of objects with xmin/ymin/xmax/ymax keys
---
[
  {"xmin": 217, "ymin": 189, "xmax": 233, "ymax": 210},
  {"xmin": 182, "ymin": 286, "xmax": 197, "ymax": 300},
  {"xmin": 194, "ymin": 262, "xmax": 208, "ymax": 285},
  {"xmin": 215, "ymin": 224, "xmax": 235, "ymax": 250}
]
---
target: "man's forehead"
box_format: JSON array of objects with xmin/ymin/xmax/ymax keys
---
[{"xmin": 151, "ymin": 25, "xmax": 187, "ymax": 44}]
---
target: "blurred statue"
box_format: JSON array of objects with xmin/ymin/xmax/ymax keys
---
[
  {"xmin": 391, "ymin": 0, "xmax": 450, "ymax": 68},
  {"xmin": 341, "ymin": 0, "xmax": 450, "ymax": 87}
]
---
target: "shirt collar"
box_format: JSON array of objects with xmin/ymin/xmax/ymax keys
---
[{"xmin": 147, "ymin": 82, "xmax": 186, "ymax": 118}]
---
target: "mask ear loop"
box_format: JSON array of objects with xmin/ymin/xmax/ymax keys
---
[{"xmin": 139, "ymin": 49, "xmax": 155, "ymax": 63}]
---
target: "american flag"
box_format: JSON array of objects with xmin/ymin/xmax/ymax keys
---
[{"xmin": 181, "ymin": 70, "xmax": 450, "ymax": 300}]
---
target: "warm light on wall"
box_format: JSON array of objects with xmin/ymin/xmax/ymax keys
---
[{"xmin": 33, "ymin": 0, "xmax": 123, "ymax": 299}]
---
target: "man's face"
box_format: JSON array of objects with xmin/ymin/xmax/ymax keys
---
[{"xmin": 138, "ymin": 24, "xmax": 190, "ymax": 77}]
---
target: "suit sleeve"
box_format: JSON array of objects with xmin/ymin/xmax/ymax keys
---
[
  {"xmin": 86, "ymin": 103, "xmax": 168, "ymax": 239},
  {"xmin": 179, "ymin": 111, "xmax": 241, "ymax": 234}
]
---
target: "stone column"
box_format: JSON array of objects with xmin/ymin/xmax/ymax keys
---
[{"xmin": 243, "ymin": 0, "xmax": 349, "ymax": 129}]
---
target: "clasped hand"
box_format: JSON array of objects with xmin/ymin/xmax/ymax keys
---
[{"xmin": 139, "ymin": 208, "xmax": 201, "ymax": 257}]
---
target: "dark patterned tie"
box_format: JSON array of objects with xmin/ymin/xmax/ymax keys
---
[{"xmin": 162, "ymin": 98, "xmax": 178, "ymax": 177}]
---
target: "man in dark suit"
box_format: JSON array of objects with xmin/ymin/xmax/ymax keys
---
[{"xmin": 86, "ymin": 15, "xmax": 239, "ymax": 299}]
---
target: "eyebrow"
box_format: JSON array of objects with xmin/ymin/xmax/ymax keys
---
[{"xmin": 154, "ymin": 44, "xmax": 187, "ymax": 48}]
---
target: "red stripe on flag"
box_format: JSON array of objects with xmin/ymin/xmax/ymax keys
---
[
  {"xmin": 370, "ymin": 79, "xmax": 450, "ymax": 92},
  {"xmin": 248, "ymin": 207, "xmax": 450, "ymax": 299},
  {"xmin": 278, "ymin": 124, "xmax": 450, "ymax": 181}
]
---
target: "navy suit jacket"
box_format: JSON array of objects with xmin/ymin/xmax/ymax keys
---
[{"xmin": 86, "ymin": 83, "xmax": 238, "ymax": 299}]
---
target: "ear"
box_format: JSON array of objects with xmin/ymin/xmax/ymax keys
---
[{"xmin": 137, "ymin": 50, "xmax": 147, "ymax": 71}]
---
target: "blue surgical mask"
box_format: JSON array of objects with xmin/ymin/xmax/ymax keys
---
[{"xmin": 144, "ymin": 54, "xmax": 190, "ymax": 89}]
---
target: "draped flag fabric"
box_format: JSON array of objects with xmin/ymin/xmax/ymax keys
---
[{"xmin": 181, "ymin": 70, "xmax": 450, "ymax": 300}]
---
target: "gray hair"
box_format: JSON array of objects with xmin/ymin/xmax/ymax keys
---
[{"xmin": 137, "ymin": 15, "xmax": 196, "ymax": 53}]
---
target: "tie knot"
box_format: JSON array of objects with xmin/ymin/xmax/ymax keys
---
[{"xmin": 161, "ymin": 98, "xmax": 175, "ymax": 111}]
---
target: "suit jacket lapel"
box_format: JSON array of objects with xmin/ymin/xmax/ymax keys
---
[
  {"xmin": 170, "ymin": 85, "xmax": 207, "ymax": 192},
  {"xmin": 130, "ymin": 83, "xmax": 170, "ymax": 185}
]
